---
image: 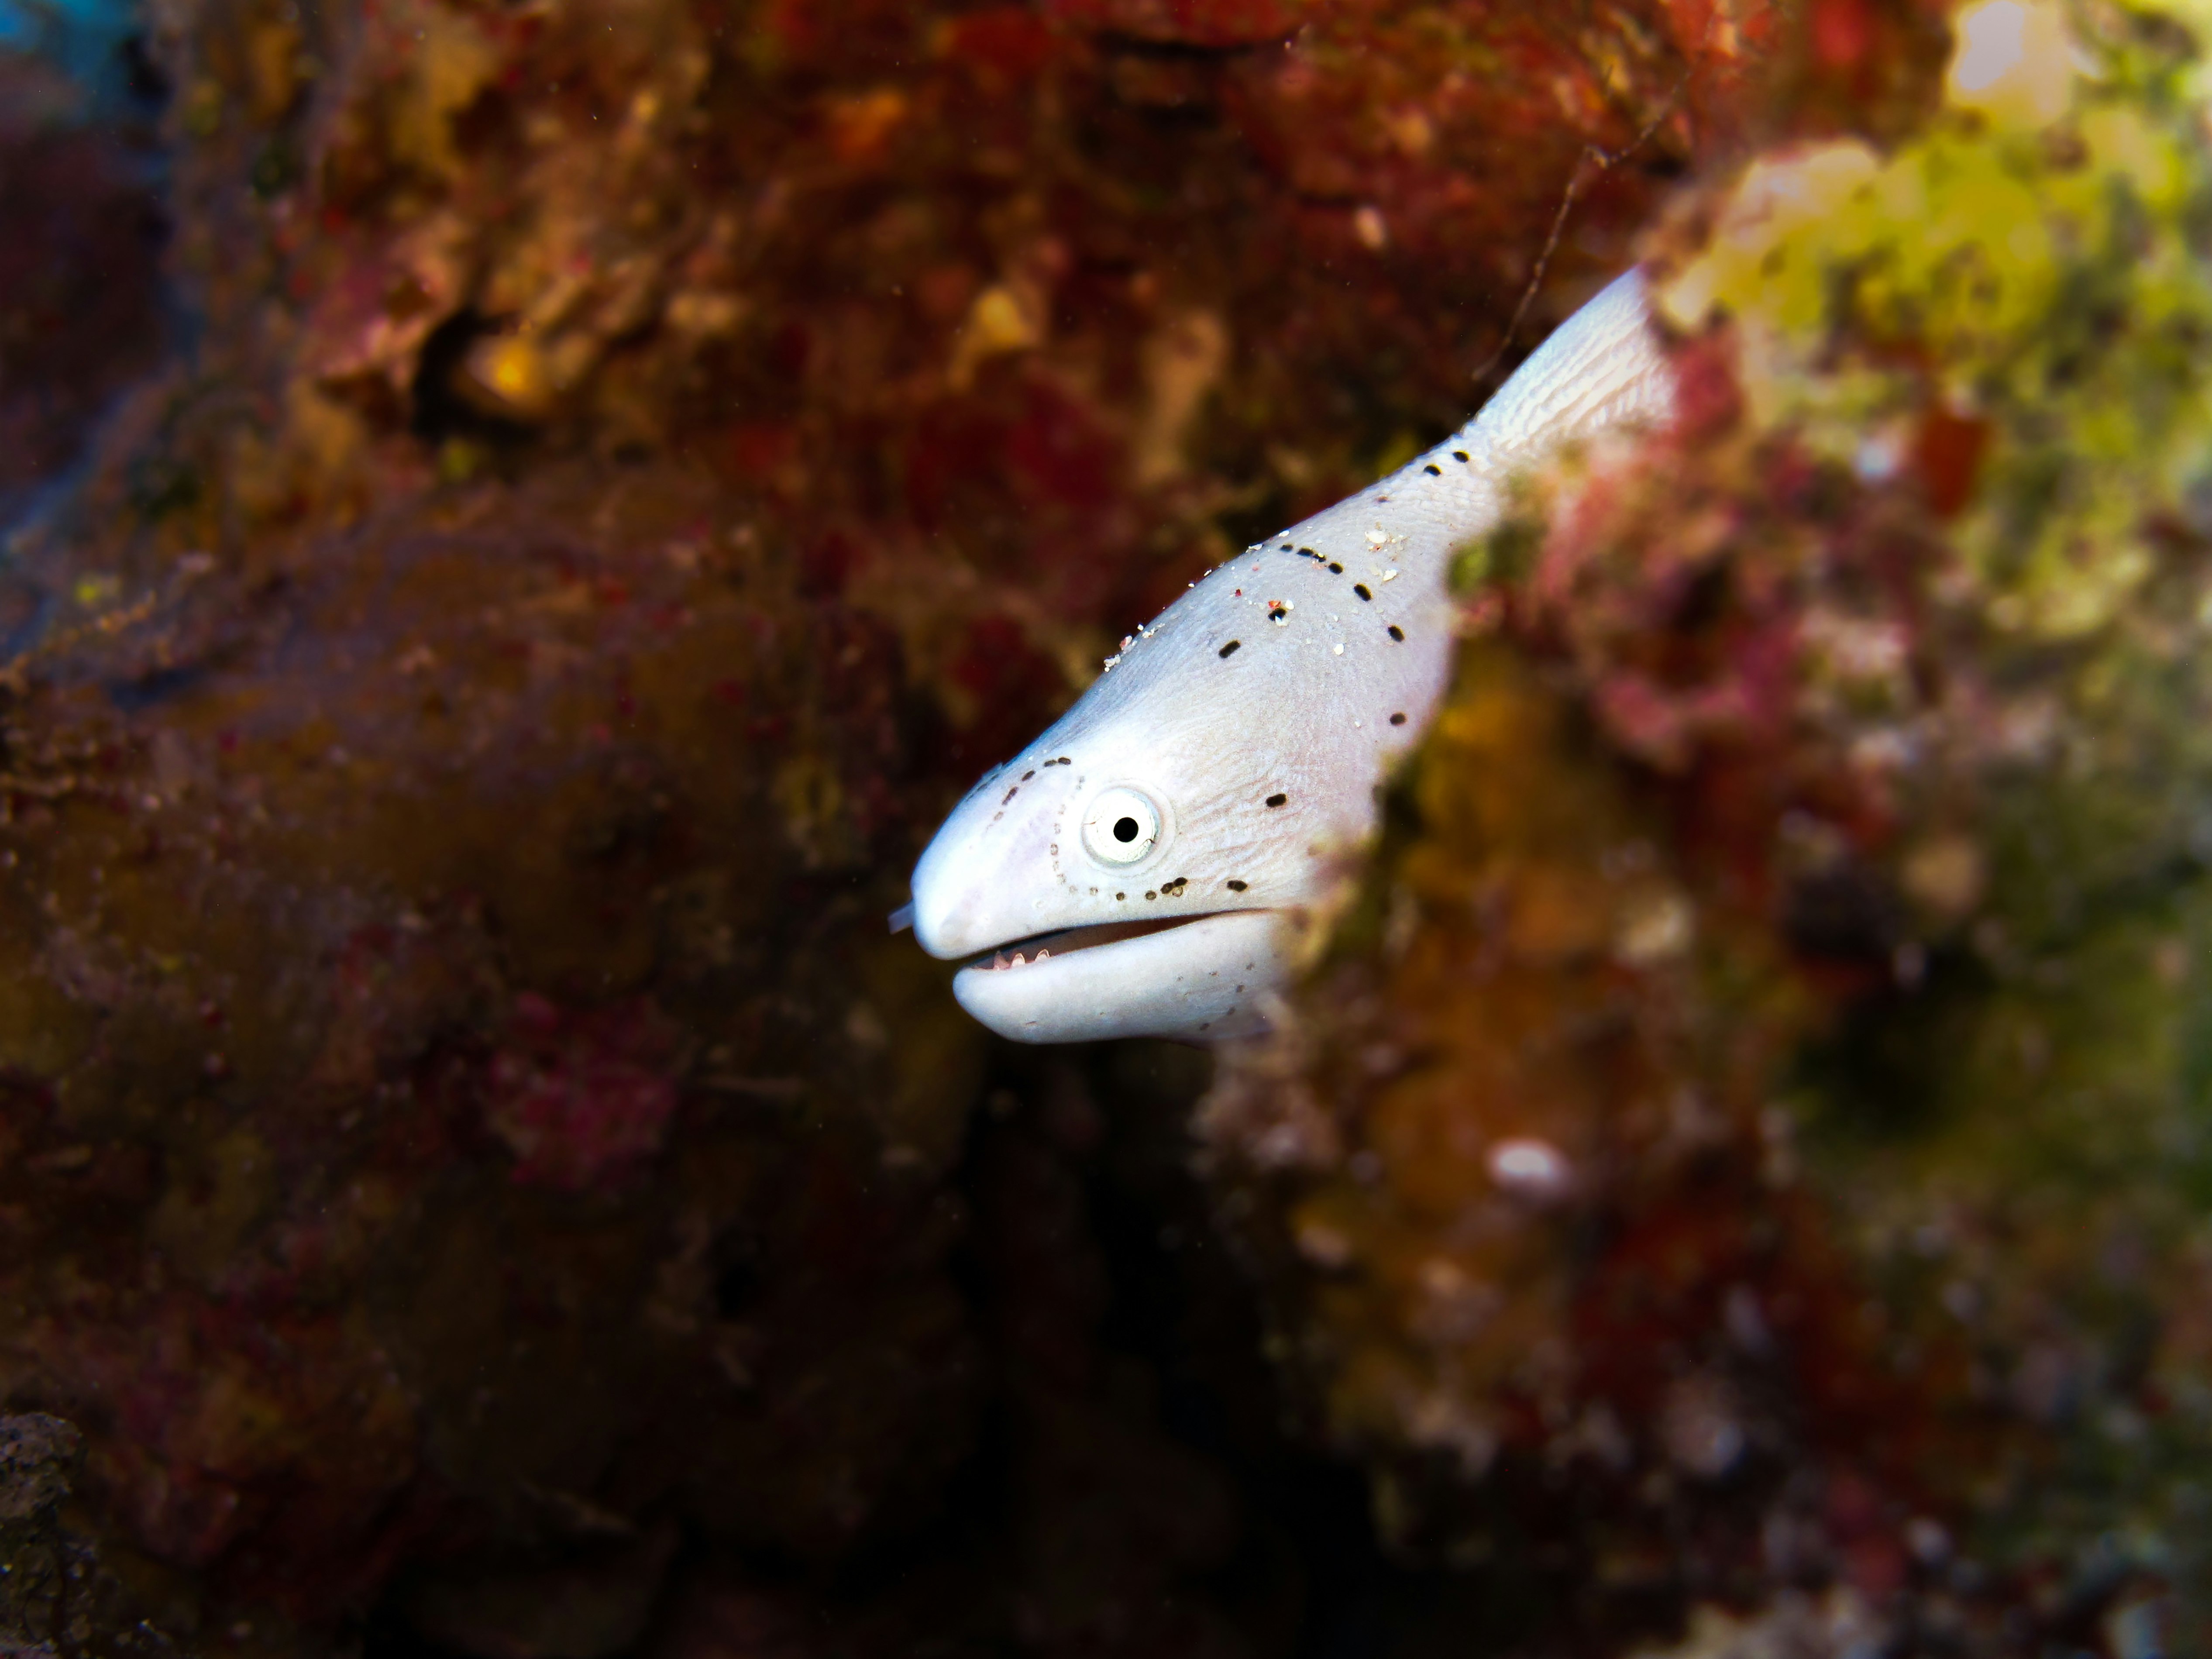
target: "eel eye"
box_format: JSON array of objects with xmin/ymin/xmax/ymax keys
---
[{"xmin": 1082, "ymin": 786, "xmax": 1161, "ymax": 866}]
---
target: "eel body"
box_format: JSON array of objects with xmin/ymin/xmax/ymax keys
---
[{"xmin": 904, "ymin": 269, "xmax": 1677, "ymax": 1044}]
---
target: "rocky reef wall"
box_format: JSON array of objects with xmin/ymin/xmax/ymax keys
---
[
  {"xmin": 0, "ymin": 0, "xmax": 2203, "ymax": 1653},
  {"xmin": 1207, "ymin": 4, "xmax": 2212, "ymax": 1649}
]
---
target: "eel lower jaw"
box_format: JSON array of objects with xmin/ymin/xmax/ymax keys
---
[{"xmin": 948, "ymin": 909, "xmax": 1299, "ymax": 1045}]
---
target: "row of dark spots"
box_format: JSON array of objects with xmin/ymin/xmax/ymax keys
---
[
  {"xmin": 1118, "ymin": 878, "xmax": 1252, "ymax": 898},
  {"xmin": 1013, "ymin": 756, "xmax": 1073, "ymax": 788},
  {"xmin": 1422, "ymin": 450, "xmax": 1473, "ymax": 477}
]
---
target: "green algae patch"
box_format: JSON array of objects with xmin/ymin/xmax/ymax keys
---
[{"xmin": 1660, "ymin": 0, "xmax": 2212, "ymax": 647}]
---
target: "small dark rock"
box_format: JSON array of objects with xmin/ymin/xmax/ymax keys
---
[
  {"xmin": 0, "ymin": 1414, "xmax": 83, "ymax": 1527},
  {"xmin": 0, "ymin": 1412, "xmax": 177, "ymax": 1659}
]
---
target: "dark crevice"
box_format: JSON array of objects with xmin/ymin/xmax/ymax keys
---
[{"xmin": 409, "ymin": 310, "xmax": 539, "ymax": 450}]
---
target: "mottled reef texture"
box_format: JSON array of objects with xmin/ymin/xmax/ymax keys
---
[
  {"xmin": 1206, "ymin": 4, "xmax": 2212, "ymax": 1652},
  {"xmin": 0, "ymin": 0, "xmax": 2203, "ymax": 1654}
]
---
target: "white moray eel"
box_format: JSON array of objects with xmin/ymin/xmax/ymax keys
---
[{"xmin": 901, "ymin": 269, "xmax": 1678, "ymax": 1044}]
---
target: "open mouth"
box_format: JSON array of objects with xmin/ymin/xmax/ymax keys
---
[
  {"xmin": 947, "ymin": 908, "xmax": 1297, "ymax": 1044},
  {"xmin": 969, "ymin": 911, "xmax": 1242, "ymax": 972}
]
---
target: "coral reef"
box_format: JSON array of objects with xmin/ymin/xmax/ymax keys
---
[
  {"xmin": 0, "ymin": 1411, "xmax": 185, "ymax": 1658},
  {"xmin": 0, "ymin": 465, "xmax": 992, "ymax": 1635},
  {"xmin": 2, "ymin": 0, "xmax": 2203, "ymax": 1649},
  {"xmin": 1203, "ymin": 0, "xmax": 2212, "ymax": 1649},
  {"xmin": 0, "ymin": 0, "xmax": 1766, "ymax": 1650}
]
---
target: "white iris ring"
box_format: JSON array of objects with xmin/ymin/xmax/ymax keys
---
[{"xmin": 1082, "ymin": 786, "xmax": 1162, "ymax": 866}]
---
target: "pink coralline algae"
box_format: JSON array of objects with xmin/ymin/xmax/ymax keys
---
[{"xmin": 480, "ymin": 995, "xmax": 683, "ymax": 1193}]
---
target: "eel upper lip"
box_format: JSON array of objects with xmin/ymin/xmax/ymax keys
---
[{"xmin": 963, "ymin": 910, "xmax": 1245, "ymax": 972}]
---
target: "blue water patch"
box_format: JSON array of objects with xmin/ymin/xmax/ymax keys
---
[{"xmin": 0, "ymin": 0, "xmax": 145, "ymax": 100}]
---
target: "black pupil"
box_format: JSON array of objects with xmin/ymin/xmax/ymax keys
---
[{"xmin": 1113, "ymin": 816, "xmax": 1140, "ymax": 843}]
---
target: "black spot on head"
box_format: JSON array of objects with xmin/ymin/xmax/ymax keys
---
[
  {"xmin": 1353, "ymin": 584, "xmax": 1371, "ymax": 601},
  {"xmin": 1423, "ymin": 463, "xmax": 1441, "ymax": 475},
  {"xmin": 1328, "ymin": 562, "xmax": 1342, "ymax": 574},
  {"xmin": 1268, "ymin": 606, "xmax": 1287, "ymax": 621},
  {"xmin": 1116, "ymin": 891, "xmax": 1126, "ymax": 900},
  {"xmin": 1387, "ymin": 625, "xmax": 1404, "ymax": 641},
  {"xmin": 1001, "ymin": 786, "xmax": 1019, "ymax": 805},
  {"xmin": 1265, "ymin": 793, "xmax": 1287, "ymax": 808},
  {"xmin": 1280, "ymin": 543, "xmax": 1294, "ymax": 551},
  {"xmin": 1218, "ymin": 640, "xmax": 1240, "ymax": 658},
  {"xmin": 1055, "ymin": 756, "xmax": 1070, "ymax": 765},
  {"xmin": 1389, "ymin": 712, "xmax": 1407, "ymax": 726},
  {"xmin": 1297, "ymin": 546, "xmax": 1323, "ymax": 561},
  {"xmin": 1021, "ymin": 770, "xmax": 1035, "ymax": 781},
  {"xmin": 1452, "ymin": 450, "xmax": 1469, "ymax": 462},
  {"xmin": 1227, "ymin": 879, "xmax": 1248, "ymax": 891},
  {"xmin": 1145, "ymin": 890, "xmax": 1156, "ymax": 900}
]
